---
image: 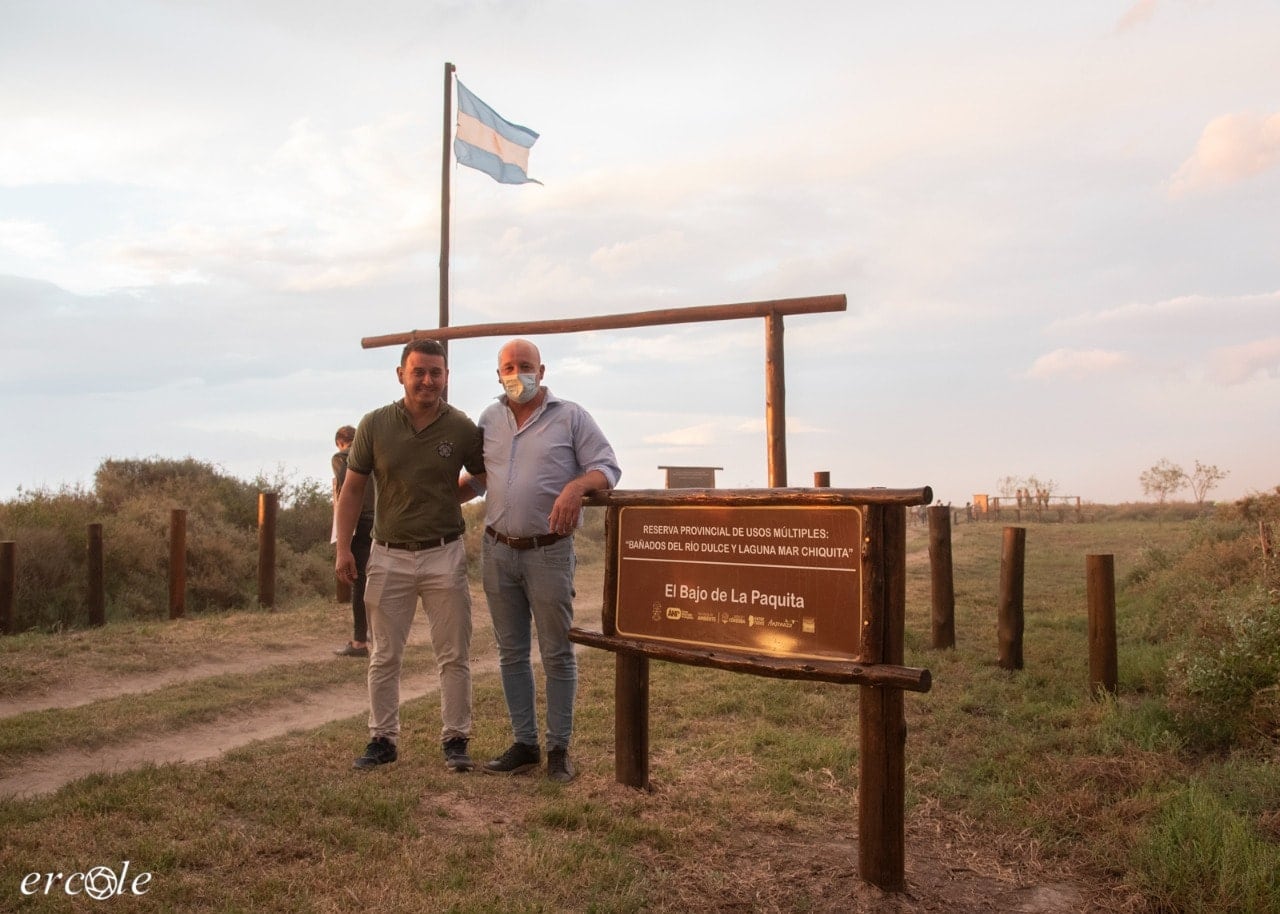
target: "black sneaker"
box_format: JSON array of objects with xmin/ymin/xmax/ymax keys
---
[
  {"xmin": 443, "ymin": 737, "xmax": 474, "ymax": 773},
  {"xmin": 546, "ymin": 747, "xmax": 575, "ymax": 784},
  {"xmin": 483, "ymin": 741, "xmax": 541, "ymax": 775},
  {"xmin": 353, "ymin": 736, "xmax": 397, "ymax": 770}
]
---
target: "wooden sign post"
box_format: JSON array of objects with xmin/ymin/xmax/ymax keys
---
[{"xmin": 571, "ymin": 485, "xmax": 932, "ymax": 892}]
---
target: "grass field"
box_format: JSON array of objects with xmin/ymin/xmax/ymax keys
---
[{"xmin": 1, "ymin": 513, "xmax": 1277, "ymax": 912}]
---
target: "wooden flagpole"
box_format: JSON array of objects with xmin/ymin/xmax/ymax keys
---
[{"xmin": 440, "ymin": 61, "xmax": 455, "ymax": 365}]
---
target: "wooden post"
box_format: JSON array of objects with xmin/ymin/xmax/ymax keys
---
[
  {"xmin": 257, "ymin": 492, "xmax": 278, "ymax": 609},
  {"xmin": 169, "ymin": 509, "xmax": 187, "ymax": 620},
  {"xmin": 598, "ymin": 504, "xmax": 648, "ymax": 788},
  {"xmin": 813, "ymin": 471, "xmax": 830, "ymax": 488},
  {"xmin": 858, "ymin": 504, "xmax": 907, "ymax": 891},
  {"xmin": 439, "ymin": 60, "xmax": 455, "ymax": 380},
  {"xmin": 1086, "ymin": 554, "xmax": 1118, "ymax": 696},
  {"xmin": 1261, "ymin": 520, "xmax": 1274, "ymax": 559},
  {"xmin": 615, "ymin": 652, "xmax": 650, "ymax": 789},
  {"xmin": 87, "ymin": 523, "xmax": 105, "ymax": 627},
  {"xmin": 765, "ymin": 310, "xmax": 787, "ymax": 487},
  {"xmin": 927, "ymin": 505, "xmax": 955, "ymax": 650},
  {"xmin": 0, "ymin": 541, "xmax": 14, "ymax": 635},
  {"xmin": 997, "ymin": 527, "xmax": 1025, "ymax": 671}
]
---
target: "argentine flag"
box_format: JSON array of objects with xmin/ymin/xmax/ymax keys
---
[{"xmin": 454, "ymin": 80, "xmax": 541, "ymax": 185}]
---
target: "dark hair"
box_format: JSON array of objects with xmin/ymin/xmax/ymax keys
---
[
  {"xmin": 400, "ymin": 338, "xmax": 447, "ymax": 366},
  {"xmin": 335, "ymin": 425, "xmax": 356, "ymax": 444}
]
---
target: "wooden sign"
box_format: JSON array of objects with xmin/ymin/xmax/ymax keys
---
[{"xmin": 612, "ymin": 504, "xmax": 863, "ymax": 661}]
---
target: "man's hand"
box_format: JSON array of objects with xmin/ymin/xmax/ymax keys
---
[
  {"xmin": 547, "ymin": 470, "xmax": 610, "ymax": 535},
  {"xmin": 335, "ymin": 546, "xmax": 357, "ymax": 584}
]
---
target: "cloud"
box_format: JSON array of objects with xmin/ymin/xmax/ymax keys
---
[
  {"xmin": 1206, "ymin": 337, "xmax": 1280, "ymax": 385},
  {"xmin": 0, "ymin": 221, "xmax": 62, "ymax": 260},
  {"xmin": 1049, "ymin": 290, "xmax": 1280, "ymax": 340},
  {"xmin": 1170, "ymin": 111, "xmax": 1280, "ymax": 196},
  {"xmin": 643, "ymin": 423, "xmax": 716, "ymax": 448},
  {"xmin": 1026, "ymin": 348, "xmax": 1132, "ymax": 380},
  {"xmin": 589, "ymin": 230, "xmax": 687, "ymax": 276},
  {"xmin": 1116, "ymin": 0, "xmax": 1160, "ymax": 32}
]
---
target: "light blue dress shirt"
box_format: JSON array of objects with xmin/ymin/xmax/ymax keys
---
[{"xmin": 478, "ymin": 388, "xmax": 621, "ymax": 537}]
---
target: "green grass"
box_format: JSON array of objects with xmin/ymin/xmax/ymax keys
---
[{"xmin": 1, "ymin": 511, "xmax": 1278, "ymax": 911}]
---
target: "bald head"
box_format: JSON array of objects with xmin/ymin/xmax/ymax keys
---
[
  {"xmin": 498, "ymin": 338, "xmax": 541, "ymax": 370},
  {"xmin": 496, "ymin": 338, "xmax": 546, "ymax": 406}
]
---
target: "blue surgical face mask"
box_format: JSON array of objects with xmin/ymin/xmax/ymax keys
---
[{"xmin": 501, "ymin": 372, "xmax": 539, "ymax": 404}]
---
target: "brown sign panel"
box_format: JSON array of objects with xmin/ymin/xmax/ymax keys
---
[{"xmin": 613, "ymin": 505, "xmax": 863, "ymax": 661}]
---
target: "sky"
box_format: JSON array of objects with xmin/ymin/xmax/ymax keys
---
[{"xmin": 2, "ymin": 0, "xmax": 1278, "ymax": 507}]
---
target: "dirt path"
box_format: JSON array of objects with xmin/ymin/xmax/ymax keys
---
[{"xmin": 0, "ymin": 582, "xmax": 603, "ymax": 799}]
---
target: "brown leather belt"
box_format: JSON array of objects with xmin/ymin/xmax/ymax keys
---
[
  {"xmin": 375, "ymin": 532, "xmax": 461, "ymax": 551},
  {"xmin": 485, "ymin": 525, "xmax": 567, "ymax": 550}
]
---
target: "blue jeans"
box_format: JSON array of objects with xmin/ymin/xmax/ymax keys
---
[{"xmin": 482, "ymin": 534, "xmax": 577, "ymax": 750}]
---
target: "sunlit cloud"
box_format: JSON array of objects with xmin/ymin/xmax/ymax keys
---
[
  {"xmin": 643, "ymin": 423, "xmax": 716, "ymax": 448},
  {"xmin": 1026, "ymin": 348, "xmax": 1132, "ymax": 380},
  {"xmin": 1206, "ymin": 337, "xmax": 1280, "ymax": 386},
  {"xmin": 1116, "ymin": 0, "xmax": 1160, "ymax": 32},
  {"xmin": 1170, "ymin": 111, "xmax": 1280, "ymax": 196},
  {"xmin": 1049, "ymin": 291, "xmax": 1280, "ymax": 339},
  {"xmin": 589, "ymin": 230, "xmax": 687, "ymax": 276},
  {"xmin": 735, "ymin": 418, "xmax": 827, "ymax": 434}
]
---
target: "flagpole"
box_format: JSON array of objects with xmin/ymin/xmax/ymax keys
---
[{"xmin": 439, "ymin": 61, "xmax": 455, "ymax": 365}]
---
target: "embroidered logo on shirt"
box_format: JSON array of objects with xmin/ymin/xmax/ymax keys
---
[{"xmin": 437, "ymin": 441, "xmax": 454, "ymax": 458}]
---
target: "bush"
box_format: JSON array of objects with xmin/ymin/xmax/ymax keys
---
[
  {"xmin": 0, "ymin": 458, "xmax": 334, "ymax": 631},
  {"xmin": 1131, "ymin": 486, "xmax": 1280, "ymax": 751},
  {"xmin": 1167, "ymin": 587, "xmax": 1280, "ymax": 750},
  {"xmin": 1132, "ymin": 782, "xmax": 1280, "ymax": 913}
]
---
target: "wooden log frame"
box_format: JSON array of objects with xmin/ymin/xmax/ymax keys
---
[{"xmin": 570, "ymin": 486, "xmax": 931, "ymax": 893}]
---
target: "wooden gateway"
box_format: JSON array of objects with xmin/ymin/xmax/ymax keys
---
[{"xmin": 571, "ymin": 485, "xmax": 933, "ymax": 892}]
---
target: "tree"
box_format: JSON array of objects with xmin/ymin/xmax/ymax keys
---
[
  {"xmin": 996, "ymin": 475, "xmax": 1022, "ymax": 498},
  {"xmin": 1140, "ymin": 459, "xmax": 1186, "ymax": 503},
  {"xmin": 1188, "ymin": 460, "xmax": 1228, "ymax": 505}
]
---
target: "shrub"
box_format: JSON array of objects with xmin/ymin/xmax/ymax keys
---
[
  {"xmin": 1167, "ymin": 586, "xmax": 1280, "ymax": 750},
  {"xmin": 1132, "ymin": 782, "xmax": 1280, "ymax": 913},
  {"xmin": 0, "ymin": 458, "xmax": 334, "ymax": 631}
]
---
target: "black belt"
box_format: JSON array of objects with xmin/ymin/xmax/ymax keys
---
[
  {"xmin": 375, "ymin": 532, "xmax": 462, "ymax": 551},
  {"xmin": 485, "ymin": 526, "xmax": 567, "ymax": 550}
]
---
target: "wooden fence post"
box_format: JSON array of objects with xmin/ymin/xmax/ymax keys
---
[
  {"xmin": 858, "ymin": 503, "xmax": 907, "ymax": 891},
  {"xmin": 615, "ymin": 652, "xmax": 650, "ymax": 789},
  {"xmin": 813, "ymin": 471, "xmax": 830, "ymax": 488},
  {"xmin": 1086, "ymin": 554, "xmax": 1118, "ymax": 696},
  {"xmin": 0, "ymin": 541, "xmax": 14, "ymax": 635},
  {"xmin": 169, "ymin": 509, "xmax": 187, "ymax": 620},
  {"xmin": 257, "ymin": 492, "xmax": 278, "ymax": 609},
  {"xmin": 927, "ymin": 505, "xmax": 955, "ymax": 649},
  {"xmin": 997, "ymin": 526, "xmax": 1025, "ymax": 671},
  {"xmin": 87, "ymin": 523, "xmax": 105, "ymax": 627}
]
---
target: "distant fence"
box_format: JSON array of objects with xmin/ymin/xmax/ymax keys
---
[
  {"xmin": 961, "ymin": 494, "xmax": 1088, "ymax": 524},
  {"xmin": 1, "ymin": 494, "xmax": 283, "ymax": 635}
]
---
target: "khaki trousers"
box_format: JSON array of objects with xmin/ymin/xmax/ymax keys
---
[{"xmin": 363, "ymin": 539, "xmax": 472, "ymax": 743}]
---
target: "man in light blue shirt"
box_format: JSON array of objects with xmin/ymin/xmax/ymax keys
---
[{"xmin": 468, "ymin": 338, "xmax": 620, "ymax": 783}]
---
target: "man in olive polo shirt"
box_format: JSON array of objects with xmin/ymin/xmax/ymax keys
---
[{"xmin": 334, "ymin": 338, "xmax": 485, "ymax": 772}]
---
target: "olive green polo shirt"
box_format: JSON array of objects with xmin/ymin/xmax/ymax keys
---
[{"xmin": 347, "ymin": 400, "xmax": 484, "ymax": 544}]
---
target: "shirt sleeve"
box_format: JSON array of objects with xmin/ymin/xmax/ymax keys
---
[{"xmin": 572, "ymin": 406, "xmax": 621, "ymax": 488}]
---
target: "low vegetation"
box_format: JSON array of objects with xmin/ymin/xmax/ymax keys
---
[{"xmin": 0, "ymin": 464, "xmax": 1278, "ymax": 911}]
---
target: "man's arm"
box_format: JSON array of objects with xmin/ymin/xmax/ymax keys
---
[
  {"xmin": 333, "ymin": 469, "xmax": 370, "ymax": 581},
  {"xmin": 548, "ymin": 469, "xmax": 611, "ymax": 535},
  {"xmin": 459, "ymin": 472, "xmax": 486, "ymax": 504}
]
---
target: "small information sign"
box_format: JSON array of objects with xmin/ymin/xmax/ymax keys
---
[{"xmin": 613, "ymin": 504, "xmax": 863, "ymax": 660}]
